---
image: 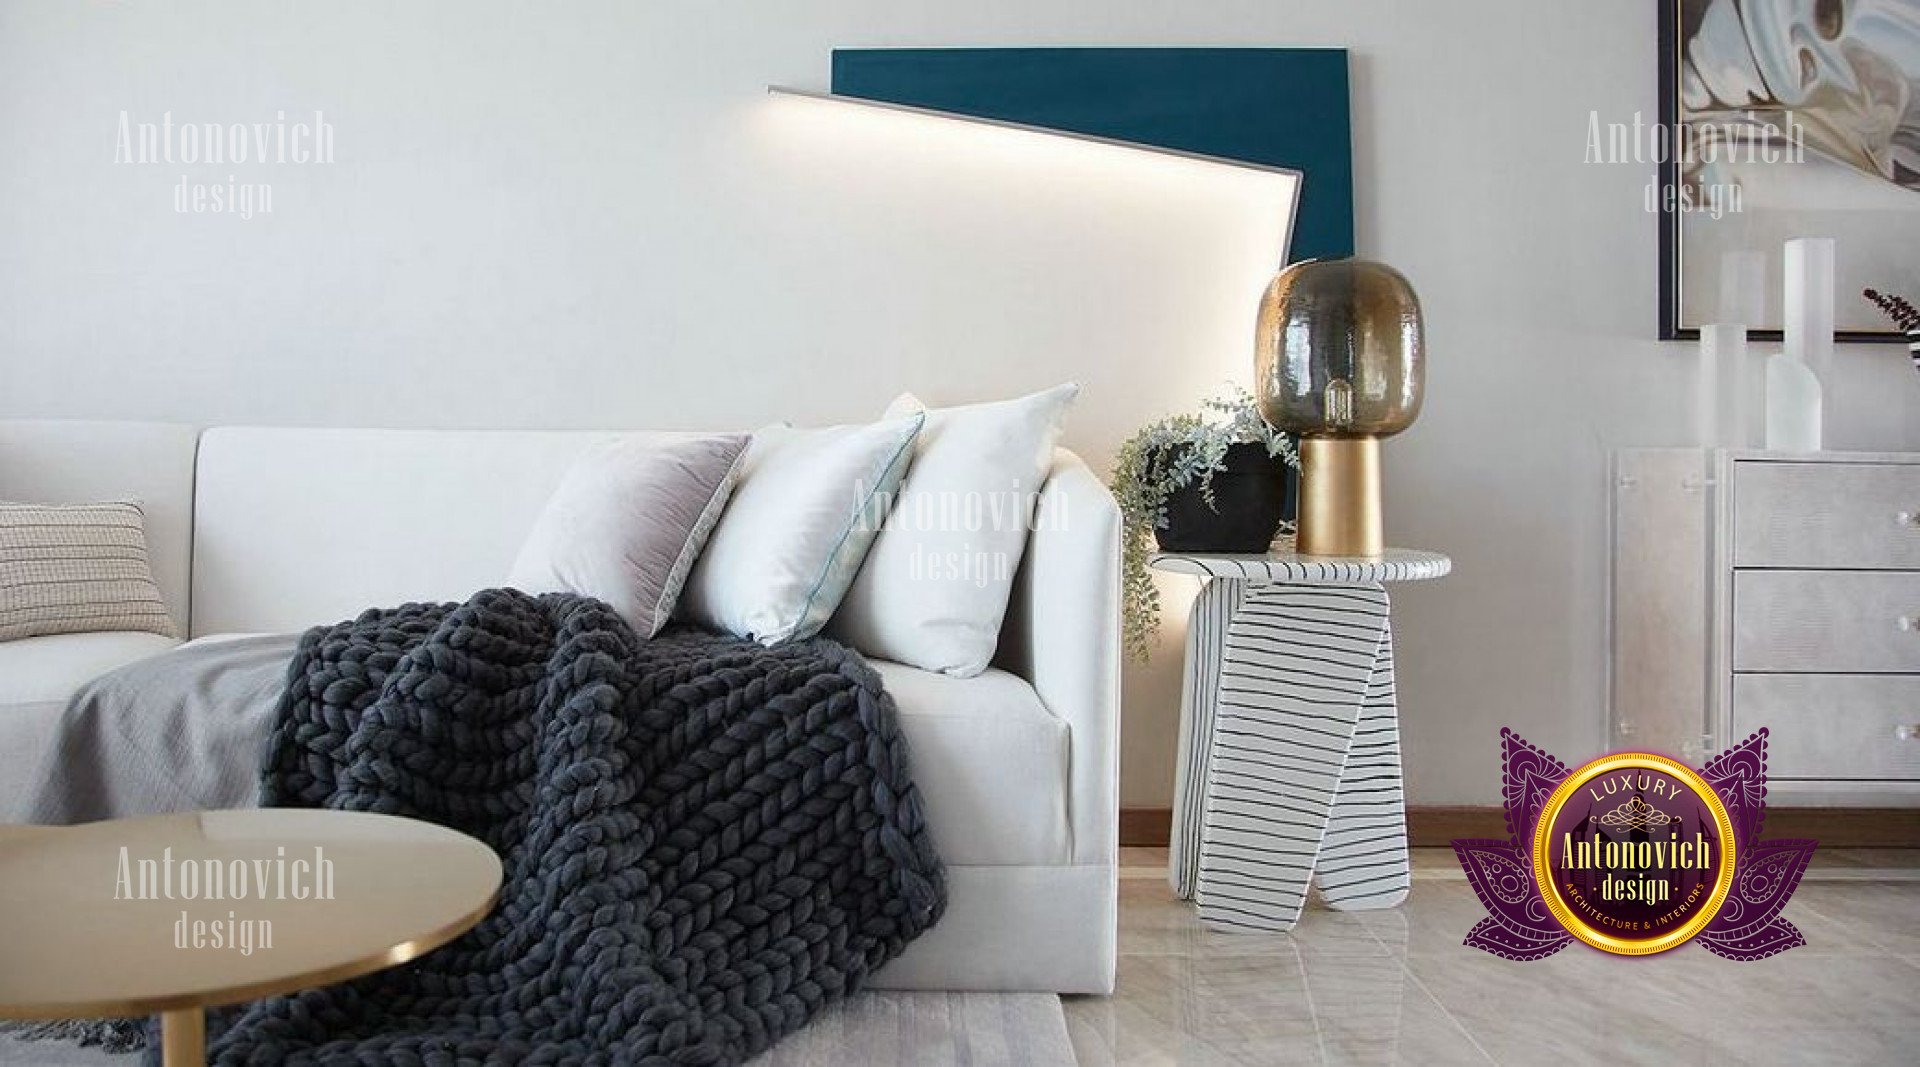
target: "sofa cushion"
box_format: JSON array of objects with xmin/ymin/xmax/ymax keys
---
[
  {"xmin": 508, "ymin": 434, "xmax": 749, "ymax": 638},
  {"xmin": 871, "ymin": 658, "xmax": 1068, "ymax": 867},
  {"xmin": 0, "ymin": 420, "xmax": 198, "ymax": 637},
  {"xmin": 680, "ymin": 416, "xmax": 924, "ymax": 646},
  {"xmin": 831, "ymin": 385, "xmax": 1077, "ymax": 678},
  {"xmin": 0, "ymin": 502, "xmax": 178, "ymax": 642},
  {"xmin": 189, "ymin": 428, "xmax": 684, "ymax": 636},
  {"xmin": 0, "ymin": 631, "xmax": 178, "ymax": 706}
]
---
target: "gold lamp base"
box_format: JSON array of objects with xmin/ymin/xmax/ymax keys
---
[{"xmin": 1295, "ymin": 436, "xmax": 1383, "ymax": 558}]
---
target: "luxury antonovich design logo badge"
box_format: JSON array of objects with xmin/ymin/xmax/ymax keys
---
[
  {"xmin": 1532, "ymin": 753, "xmax": 1734, "ymax": 954},
  {"xmin": 1451, "ymin": 729, "xmax": 1817, "ymax": 961}
]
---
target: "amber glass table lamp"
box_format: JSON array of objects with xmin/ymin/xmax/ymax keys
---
[{"xmin": 1254, "ymin": 259, "xmax": 1425, "ymax": 558}]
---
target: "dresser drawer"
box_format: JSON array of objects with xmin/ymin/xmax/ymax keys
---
[
  {"xmin": 1732, "ymin": 674, "xmax": 1920, "ymax": 780},
  {"xmin": 1733, "ymin": 571, "xmax": 1920, "ymax": 672},
  {"xmin": 1733, "ymin": 461, "xmax": 1920, "ymax": 569}
]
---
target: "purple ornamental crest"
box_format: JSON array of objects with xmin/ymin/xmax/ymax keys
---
[{"xmin": 1450, "ymin": 728, "xmax": 1816, "ymax": 962}]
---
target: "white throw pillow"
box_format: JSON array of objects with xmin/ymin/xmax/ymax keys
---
[
  {"xmin": 679, "ymin": 413, "xmax": 925, "ymax": 645},
  {"xmin": 508, "ymin": 433, "xmax": 749, "ymax": 637},
  {"xmin": 828, "ymin": 383, "xmax": 1078, "ymax": 677}
]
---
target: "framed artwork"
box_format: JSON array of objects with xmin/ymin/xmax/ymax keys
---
[{"xmin": 1658, "ymin": 0, "xmax": 1920, "ymax": 341}]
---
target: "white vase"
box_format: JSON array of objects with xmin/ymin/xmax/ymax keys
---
[
  {"xmin": 1784, "ymin": 238, "xmax": 1835, "ymax": 388},
  {"xmin": 1697, "ymin": 324, "xmax": 1758, "ymax": 447},
  {"xmin": 1765, "ymin": 349, "xmax": 1823, "ymax": 452},
  {"xmin": 1777, "ymin": 237, "xmax": 1834, "ymax": 451}
]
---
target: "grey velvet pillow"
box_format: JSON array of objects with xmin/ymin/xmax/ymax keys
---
[{"xmin": 508, "ymin": 433, "xmax": 750, "ymax": 637}]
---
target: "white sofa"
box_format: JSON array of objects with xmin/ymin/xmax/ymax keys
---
[{"xmin": 0, "ymin": 419, "xmax": 1121, "ymax": 995}]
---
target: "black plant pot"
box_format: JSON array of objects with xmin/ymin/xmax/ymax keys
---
[{"xmin": 1153, "ymin": 442, "xmax": 1298, "ymax": 553}]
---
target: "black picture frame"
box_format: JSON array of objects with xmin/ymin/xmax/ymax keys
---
[{"xmin": 1656, "ymin": 0, "xmax": 1904, "ymax": 343}]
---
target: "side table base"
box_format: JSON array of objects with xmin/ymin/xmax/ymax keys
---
[
  {"xmin": 1168, "ymin": 578, "xmax": 1242, "ymax": 900},
  {"xmin": 1172, "ymin": 582, "xmax": 1411, "ymax": 932}
]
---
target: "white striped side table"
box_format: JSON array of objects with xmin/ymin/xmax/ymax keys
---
[{"xmin": 1151, "ymin": 546, "xmax": 1451, "ymax": 932}]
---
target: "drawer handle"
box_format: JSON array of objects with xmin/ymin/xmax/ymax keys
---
[
  {"xmin": 1902, "ymin": 617, "xmax": 1920, "ymax": 632},
  {"xmin": 1901, "ymin": 511, "xmax": 1920, "ymax": 527},
  {"xmin": 1899, "ymin": 725, "xmax": 1920, "ymax": 742}
]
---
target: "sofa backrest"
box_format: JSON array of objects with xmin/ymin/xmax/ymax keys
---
[
  {"xmin": 189, "ymin": 427, "xmax": 676, "ymax": 635},
  {"xmin": 0, "ymin": 420, "xmax": 198, "ymax": 636}
]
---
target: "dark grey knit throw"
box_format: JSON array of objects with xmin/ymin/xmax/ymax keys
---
[{"xmin": 210, "ymin": 589, "xmax": 944, "ymax": 1066}]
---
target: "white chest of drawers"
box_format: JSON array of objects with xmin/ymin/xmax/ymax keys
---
[{"xmin": 1613, "ymin": 449, "xmax": 1920, "ymax": 804}]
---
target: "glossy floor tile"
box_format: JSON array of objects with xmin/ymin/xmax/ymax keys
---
[{"xmin": 1070, "ymin": 849, "xmax": 1920, "ymax": 1066}]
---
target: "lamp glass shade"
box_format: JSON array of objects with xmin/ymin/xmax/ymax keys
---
[{"xmin": 1254, "ymin": 258, "xmax": 1424, "ymax": 438}]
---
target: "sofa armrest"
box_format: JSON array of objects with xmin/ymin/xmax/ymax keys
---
[{"xmin": 996, "ymin": 449, "xmax": 1121, "ymax": 867}]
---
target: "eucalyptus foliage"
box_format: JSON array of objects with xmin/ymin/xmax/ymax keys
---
[{"xmin": 1110, "ymin": 387, "xmax": 1298, "ymax": 661}]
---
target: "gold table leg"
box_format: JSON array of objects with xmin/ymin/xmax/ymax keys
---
[{"xmin": 160, "ymin": 1008, "xmax": 205, "ymax": 1066}]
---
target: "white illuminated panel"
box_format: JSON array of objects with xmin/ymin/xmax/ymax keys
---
[
  {"xmin": 765, "ymin": 86, "xmax": 1301, "ymax": 254},
  {"xmin": 747, "ymin": 86, "xmax": 1303, "ymax": 463}
]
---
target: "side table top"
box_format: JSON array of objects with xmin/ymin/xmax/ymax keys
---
[
  {"xmin": 1150, "ymin": 543, "xmax": 1451, "ymax": 585},
  {"xmin": 0, "ymin": 808, "xmax": 501, "ymax": 1020}
]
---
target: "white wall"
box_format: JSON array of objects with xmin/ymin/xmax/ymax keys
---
[{"xmin": 3, "ymin": 1, "xmax": 1916, "ymax": 806}]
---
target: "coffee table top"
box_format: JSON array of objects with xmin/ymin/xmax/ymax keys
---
[{"xmin": 0, "ymin": 809, "xmax": 500, "ymax": 1019}]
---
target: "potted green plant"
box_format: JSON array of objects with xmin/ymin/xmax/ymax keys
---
[{"xmin": 1111, "ymin": 387, "xmax": 1299, "ymax": 659}]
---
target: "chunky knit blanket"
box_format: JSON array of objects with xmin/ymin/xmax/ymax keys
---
[{"xmin": 210, "ymin": 589, "xmax": 945, "ymax": 1065}]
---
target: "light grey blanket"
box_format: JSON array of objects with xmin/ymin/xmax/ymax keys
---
[{"xmin": 9, "ymin": 635, "xmax": 295, "ymax": 824}]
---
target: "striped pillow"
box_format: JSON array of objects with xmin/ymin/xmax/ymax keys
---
[{"xmin": 0, "ymin": 501, "xmax": 177, "ymax": 642}]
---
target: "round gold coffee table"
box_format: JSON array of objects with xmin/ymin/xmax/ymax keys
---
[{"xmin": 0, "ymin": 809, "xmax": 501, "ymax": 1066}]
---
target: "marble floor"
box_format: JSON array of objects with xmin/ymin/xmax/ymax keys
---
[{"xmin": 1065, "ymin": 848, "xmax": 1920, "ymax": 1066}]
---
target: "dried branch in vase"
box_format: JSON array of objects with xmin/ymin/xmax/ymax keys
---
[
  {"xmin": 1864, "ymin": 288, "xmax": 1920, "ymax": 332},
  {"xmin": 1863, "ymin": 288, "xmax": 1920, "ymax": 373}
]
